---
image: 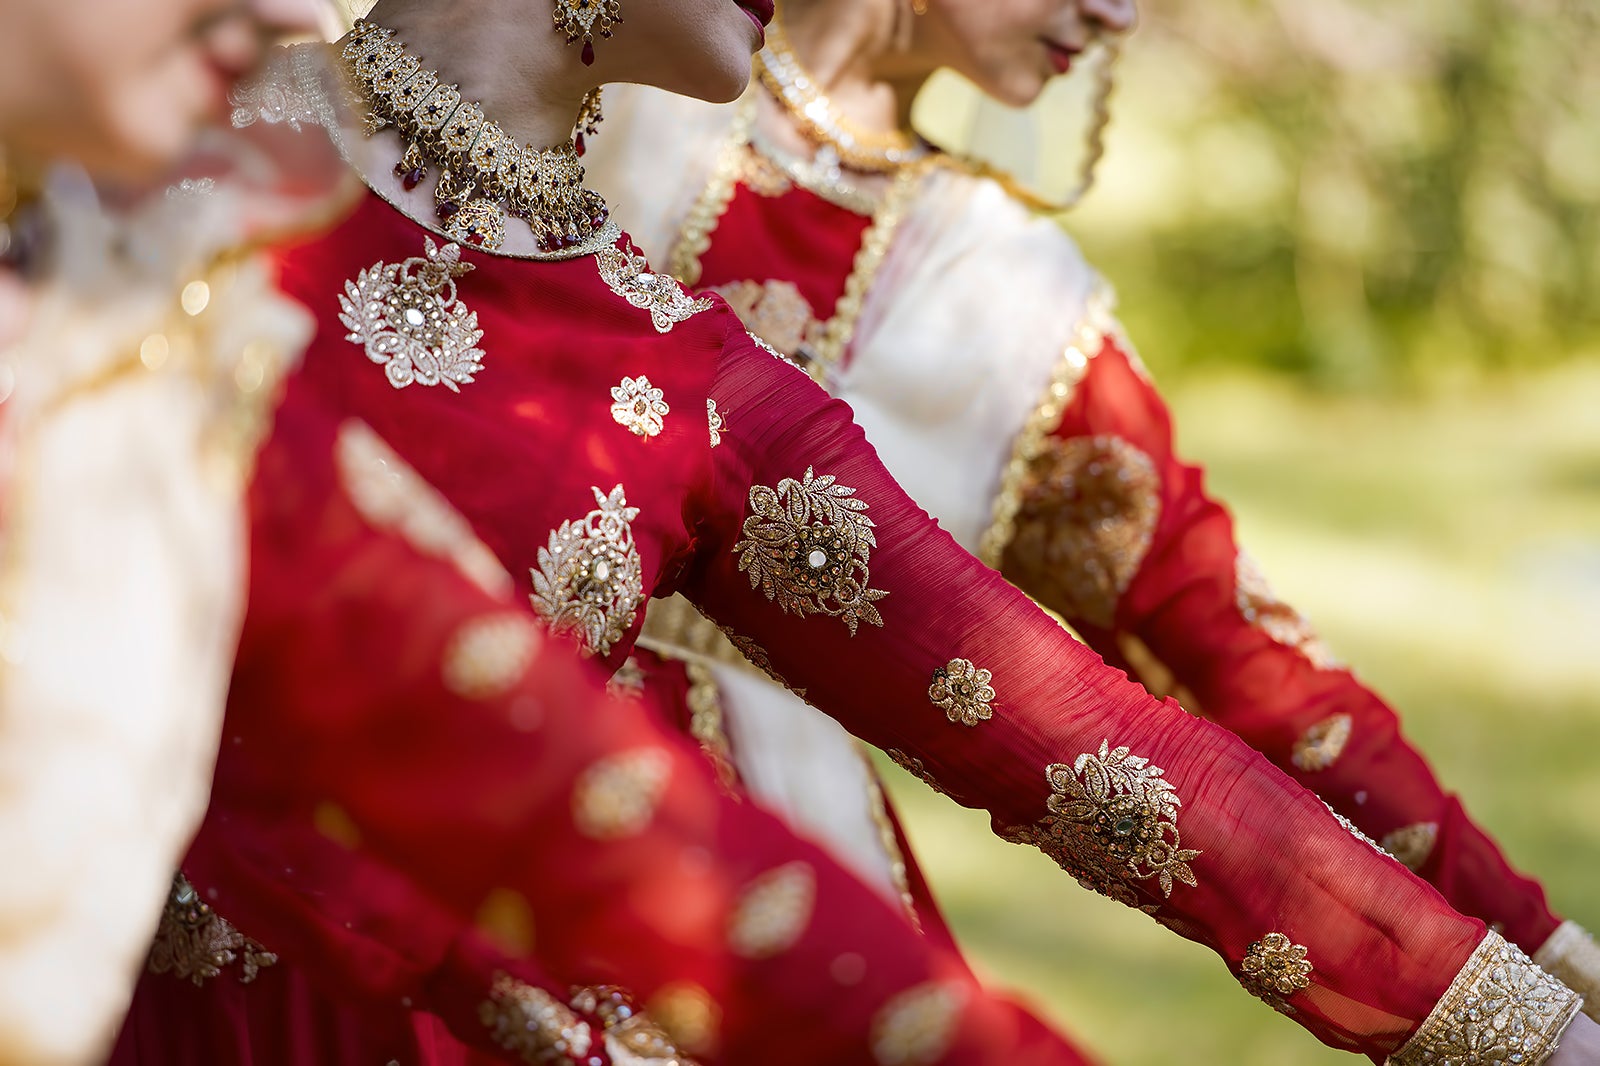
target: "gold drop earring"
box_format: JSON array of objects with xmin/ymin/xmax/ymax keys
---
[
  {"xmin": 553, "ymin": 0, "xmax": 624, "ymax": 66},
  {"xmin": 574, "ymin": 86, "xmax": 604, "ymax": 156}
]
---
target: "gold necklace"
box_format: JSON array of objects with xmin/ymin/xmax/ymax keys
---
[
  {"xmin": 343, "ymin": 20, "xmax": 609, "ymax": 254},
  {"xmin": 754, "ymin": 20, "xmax": 928, "ymax": 175}
]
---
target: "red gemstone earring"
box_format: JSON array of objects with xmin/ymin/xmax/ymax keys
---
[{"xmin": 553, "ymin": 0, "xmax": 623, "ymax": 67}]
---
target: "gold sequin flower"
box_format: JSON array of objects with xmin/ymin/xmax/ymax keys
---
[
  {"xmin": 339, "ymin": 237, "xmax": 486, "ymax": 392},
  {"xmin": 1240, "ymin": 933, "xmax": 1313, "ymax": 1010},
  {"xmin": 928, "ymin": 658, "xmax": 996, "ymax": 727},
  {"xmin": 735, "ymin": 467, "xmax": 888, "ymax": 636},
  {"xmin": 610, "ymin": 376, "xmax": 670, "ymax": 439},
  {"xmin": 530, "ymin": 485, "xmax": 644, "ymax": 657}
]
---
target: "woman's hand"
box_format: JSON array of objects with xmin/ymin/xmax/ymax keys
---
[{"xmin": 1549, "ymin": 1012, "xmax": 1600, "ymax": 1066}]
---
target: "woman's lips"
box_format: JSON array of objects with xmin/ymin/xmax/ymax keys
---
[
  {"xmin": 737, "ymin": 0, "xmax": 776, "ymax": 27},
  {"xmin": 1043, "ymin": 40, "xmax": 1082, "ymax": 76}
]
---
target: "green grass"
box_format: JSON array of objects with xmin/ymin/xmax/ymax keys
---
[{"xmin": 875, "ymin": 366, "xmax": 1600, "ymax": 1065}]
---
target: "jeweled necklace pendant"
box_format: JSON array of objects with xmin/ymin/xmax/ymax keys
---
[
  {"xmin": 342, "ymin": 19, "xmax": 611, "ymax": 253},
  {"xmin": 554, "ymin": 0, "xmax": 624, "ymax": 67}
]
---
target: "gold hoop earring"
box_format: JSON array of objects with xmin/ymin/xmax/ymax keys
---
[{"xmin": 553, "ymin": 0, "xmax": 623, "ymax": 66}]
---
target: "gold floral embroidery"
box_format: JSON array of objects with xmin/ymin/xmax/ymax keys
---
[
  {"xmin": 980, "ymin": 286, "xmax": 1115, "ymax": 567},
  {"xmin": 1292, "ymin": 714, "xmax": 1353, "ymax": 771},
  {"xmin": 1006, "ymin": 741, "xmax": 1200, "ymax": 910},
  {"xmin": 442, "ymin": 612, "xmax": 542, "ymax": 700},
  {"xmin": 707, "ymin": 398, "xmax": 725, "ymax": 448},
  {"xmin": 571, "ymin": 986, "xmax": 701, "ymax": 1065},
  {"xmin": 728, "ymin": 862, "xmax": 817, "ymax": 959},
  {"xmin": 710, "ymin": 278, "xmax": 823, "ymax": 361},
  {"xmin": 1235, "ymin": 551, "xmax": 1342, "ymax": 671},
  {"xmin": 928, "ymin": 658, "xmax": 996, "ymax": 727},
  {"xmin": 1391, "ymin": 932, "xmax": 1582, "ymax": 1066},
  {"xmin": 572, "ymin": 748, "xmax": 673, "ymax": 840},
  {"xmin": 336, "ymin": 420, "xmax": 513, "ymax": 597},
  {"xmin": 1534, "ymin": 922, "xmax": 1600, "ymax": 1022},
  {"xmin": 870, "ymin": 981, "xmax": 968, "ymax": 1066},
  {"xmin": 339, "ymin": 237, "xmax": 486, "ymax": 392},
  {"xmin": 606, "ymin": 655, "xmax": 646, "ymax": 700},
  {"xmin": 887, "ymin": 749, "xmax": 949, "ymax": 798},
  {"xmin": 480, "ymin": 972, "xmax": 594, "ymax": 1064},
  {"xmin": 1381, "ymin": 822, "xmax": 1440, "ymax": 873},
  {"xmin": 146, "ymin": 874, "xmax": 277, "ymax": 986},
  {"xmin": 596, "ymin": 245, "xmax": 714, "ymax": 334},
  {"xmin": 610, "ymin": 375, "xmax": 670, "ymax": 439},
  {"xmin": 1239, "ymin": 932, "xmax": 1313, "ymax": 1011},
  {"xmin": 530, "ymin": 485, "xmax": 644, "ymax": 657},
  {"xmin": 645, "ymin": 983, "xmax": 719, "ymax": 1058},
  {"xmin": 1000, "ymin": 434, "xmax": 1160, "ymax": 629},
  {"xmin": 735, "ymin": 467, "xmax": 888, "ymax": 636}
]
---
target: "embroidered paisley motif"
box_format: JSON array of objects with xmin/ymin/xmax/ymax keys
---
[
  {"xmin": 1292, "ymin": 714, "xmax": 1353, "ymax": 771},
  {"xmin": 571, "ymin": 748, "xmax": 673, "ymax": 840},
  {"xmin": 146, "ymin": 874, "xmax": 277, "ymax": 986},
  {"xmin": 530, "ymin": 485, "xmax": 644, "ymax": 657},
  {"xmin": 596, "ymin": 245, "xmax": 714, "ymax": 333},
  {"xmin": 479, "ymin": 972, "xmax": 594, "ymax": 1064},
  {"xmin": 870, "ymin": 982, "xmax": 968, "ymax": 1066},
  {"xmin": 1006, "ymin": 741, "xmax": 1200, "ymax": 911},
  {"xmin": 928, "ymin": 658, "xmax": 996, "ymax": 727},
  {"xmin": 1381, "ymin": 822, "xmax": 1440, "ymax": 873},
  {"xmin": 728, "ymin": 862, "xmax": 817, "ymax": 959},
  {"xmin": 1239, "ymin": 932, "xmax": 1313, "ymax": 1012},
  {"xmin": 442, "ymin": 612, "xmax": 542, "ymax": 700},
  {"xmin": 1000, "ymin": 434, "xmax": 1160, "ymax": 629},
  {"xmin": 610, "ymin": 375, "xmax": 670, "ymax": 438},
  {"xmin": 735, "ymin": 466, "xmax": 888, "ymax": 636},
  {"xmin": 1236, "ymin": 551, "xmax": 1342, "ymax": 670},
  {"xmin": 339, "ymin": 237, "xmax": 486, "ymax": 392}
]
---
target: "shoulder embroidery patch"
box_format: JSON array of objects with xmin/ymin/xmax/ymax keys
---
[
  {"xmin": 596, "ymin": 246, "xmax": 714, "ymax": 333},
  {"xmin": 339, "ymin": 237, "xmax": 486, "ymax": 391}
]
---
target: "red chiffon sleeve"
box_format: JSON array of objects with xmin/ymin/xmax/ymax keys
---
[
  {"xmin": 676, "ymin": 328, "xmax": 1585, "ymax": 1063},
  {"xmin": 199, "ymin": 391, "xmax": 1095, "ymax": 1066},
  {"xmin": 992, "ymin": 333, "xmax": 1597, "ymax": 1005}
]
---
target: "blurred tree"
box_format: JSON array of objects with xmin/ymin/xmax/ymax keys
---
[{"xmin": 1072, "ymin": 0, "xmax": 1600, "ymax": 388}]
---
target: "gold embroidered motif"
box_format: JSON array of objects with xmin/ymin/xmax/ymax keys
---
[
  {"xmin": 1239, "ymin": 932, "xmax": 1313, "ymax": 1011},
  {"xmin": 1391, "ymin": 932, "xmax": 1582, "ymax": 1066},
  {"xmin": 607, "ymin": 656, "xmax": 646, "ymax": 700},
  {"xmin": 928, "ymin": 658, "xmax": 996, "ymax": 727},
  {"xmin": 571, "ymin": 986, "xmax": 701, "ymax": 1065},
  {"xmin": 1292, "ymin": 714, "xmax": 1353, "ymax": 771},
  {"xmin": 572, "ymin": 748, "xmax": 673, "ymax": 840},
  {"xmin": 610, "ymin": 375, "xmax": 670, "ymax": 439},
  {"xmin": 480, "ymin": 972, "xmax": 594, "ymax": 1064},
  {"xmin": 1381, "ymin": 822, "xmax": 1440, "ymax": 873},
  {"xmin": 339, "ymin": 237, "xmax": 486, "ymax": 392},
  {"xmin": 336, "ymin": 420, "xmax": 513, "ymax": 597},
  {"xmin": 735, "ymin": 467, "xmax": 888, "ymax": 636},
  {"xmin": 1235, "ymin": 551, "xmax": 1342, "ymax": 671},
  {"xmin": 146, "ymin": 874, "xmax": 278, "ymax": 986},
  {"xmin": 707, "ymin": 398, "xmax": 725, "ymax": 448},
  {"xmin": 887, "ymin": 749, "xmax": 950, "ymax": 798},
  {"xmin": 980, "ymin": 286, "xmax": 1115, "ymax": 567},
  {"xmin": 682, "ymin": 658, "xmax": 739, "ymax": 790},
  {"xmin": 530, "ymin": 485, "xmax": 644, "ymax": 657},
  {"xmin": 870, "ymin": 982, "xmax": 968, "ymax": 1066},
  {"xmin": 645, "ymin": 983, "xmax": 719, "ymax": 1058},
  {"xmin": 1535, "ymin": 922, "xmax": 1600, "ymax": 1022},
  {"xmin": 1008, "ymin": 741, "xmax": 1200, "ymax": 909},
  {"xmin": 710, "ymin": 278, "xmax": 823, "ymax": 361},
  {"xmin": 728, "ymin": 862, "xmax": 816, "ymax": 959},
  {"xmin": 1000, "ymin": 434, "xmax": 1161, "ymax": 629},
  {"xmin": 442, "ymin": 612, "xmax": 541, "ymax": 700},
  {"xmin": 596, "ymin": 246, "xmax": 714, "ymax": 334}
]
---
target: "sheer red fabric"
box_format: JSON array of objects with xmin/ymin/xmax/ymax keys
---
[{"xmin": 120, "ymin": 190, "xmax": 1494, "ymax": 1063}]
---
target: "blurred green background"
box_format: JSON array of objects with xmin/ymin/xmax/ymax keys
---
[{"xmin": 883, "ymin": 2, "xmax": 1600, "ymax": 1064}]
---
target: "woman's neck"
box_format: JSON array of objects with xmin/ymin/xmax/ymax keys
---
[
  {"xmin": 779, "ymin": 0, "xmax": 937, "ymax": 131},
  {"xmin": 363, "ymin": 0, "xmax": 585, "ymax": 149}
]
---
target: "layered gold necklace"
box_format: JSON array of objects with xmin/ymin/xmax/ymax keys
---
[
  {"xmin": 343, "ymin": 19, "xmax": 609, "ymax": 254},
  {"xmin": 754, "ymin": 19, "xmax": 929, "ymax": 175}
]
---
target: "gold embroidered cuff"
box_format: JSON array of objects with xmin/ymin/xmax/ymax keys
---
[
  {"xmin": 1536, "ymin": 922, "xmax": 1600, "ymax": 1023},
  {"xmin": 1391, "ymin": 932, "xmax": 1582, "ymax": 1066}
]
